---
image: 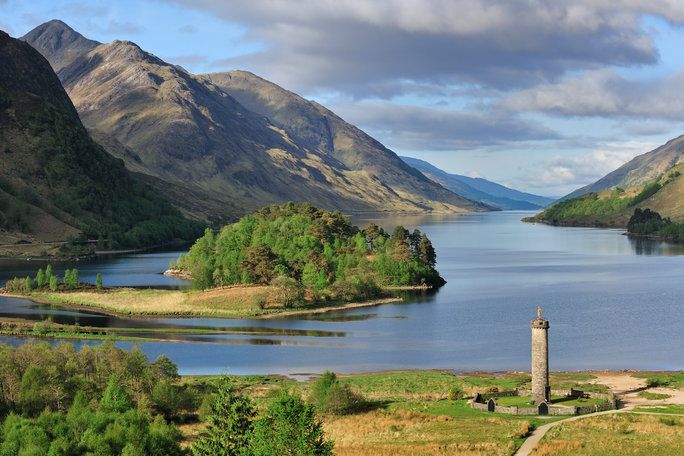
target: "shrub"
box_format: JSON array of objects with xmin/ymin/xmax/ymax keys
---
[
  {"xmin": 311, "ymin": 371, "xmax": 366, "ymax": 415},
  {"xmin": 646, "ymin": 377, "xmax": 671, "ymax": 388},
  {"xmin": 322, "ymin": 383, "xmax": 366, "ymax": 415},
  {"xmin": 447, "ymin": 386, "xmax": 463, "ymax": 401},
  {"xmin": 659, "ymin": 417, "xmax": 679, "ymax": 426},
  {"xmin": 96, "ymin": 273, "xmax": 103, "ymax": 290}
]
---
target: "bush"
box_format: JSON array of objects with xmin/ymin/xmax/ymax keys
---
[
  {"xmin": 646, "ymin": 377, "xmax": 672, "ymax": 388},
  {"xmin": 96, "ymin": 273, "xmax": 103, "ymax": 290},
  {"xmin": 311, "ymin": 371, "xmax": 366, "ymax": 415},
  {"xmin": 447, "ymin": 386, "xmax": 463, "ymax": 401}
]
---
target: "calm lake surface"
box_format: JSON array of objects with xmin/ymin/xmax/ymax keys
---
[{"xmin": 1, "ymin": 211, "xmax": 683, "ymax": 375}]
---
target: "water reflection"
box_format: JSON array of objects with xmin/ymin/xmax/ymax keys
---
[{"xmin": 628, "ymin": 236, "xmax": 684, "ymax": 255}]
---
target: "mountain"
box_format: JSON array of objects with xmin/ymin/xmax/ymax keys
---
[
  {"xmin": 400, "ymin": 156, "xmax": 554, "ymax": 210},
  {"xmin": 529, "ymin": 136, "xmax": 684, "ymax": 227},
  {"xmin": 22, "ymin": 22, "xmax": 488, "ymax": 222},
  {"xmin": 0, "ymin": 30, "xmax": 200, "ymax": 250},
  {"xmin": 20, "ymin": 20, "xmax": 99, "ymax": 72},
  {"xmin": 564, "ymin": 136, "xmax": 684, "ymax": 200}
]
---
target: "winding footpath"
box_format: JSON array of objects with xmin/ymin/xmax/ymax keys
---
[{"xmin": 514, "ymin": 373, "xmax": 684, "ymax": 456}]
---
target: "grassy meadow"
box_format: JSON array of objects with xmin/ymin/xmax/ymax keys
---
[
  {"xmin": 15, "ymin": 286, "xmax": 400, "ymax": 319},
  {"xmin": 532, "ymin": 413, "xmax": 684, "ymax": 455},
  {"xmin": 178, "ymin": 370, "xmax": 617, "ymax": 455}
]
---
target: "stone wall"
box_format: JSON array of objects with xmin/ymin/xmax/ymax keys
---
[{"xmin": 469, "ymin": 390, "xmax": 617, "ymax": 416}]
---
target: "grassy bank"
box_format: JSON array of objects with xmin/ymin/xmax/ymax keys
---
[
  {"xmin": 180, "ymin": 370, "xmax": 574, "ymax": 455},
  {"xmin": 4, "ymin": 286, "xmax": 402, "ymax": 319},
  {"xmin": 532, "ymin": 413, "xmax": 684, "ymax": 455}
]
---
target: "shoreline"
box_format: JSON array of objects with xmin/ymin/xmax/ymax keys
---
[{"xmin": 0, "ymin": 290, "xmax": 404, "ymax": 320}]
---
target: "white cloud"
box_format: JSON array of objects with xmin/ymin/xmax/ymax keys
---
[
  {"xmin": 174, "ymin": 0, "xmax": 673, "ymax": 96},
  {"xmin": 502, "ymin": 70, "xmax": 684, "ymax": 120},
  {"xmin": 529, "ymin": 140, "xmax": 659, "ymax": 188}
]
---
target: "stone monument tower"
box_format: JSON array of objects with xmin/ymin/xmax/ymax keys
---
[{"xmin": 531, "ymin": 306, "xmax": 550, "ymax": 404}]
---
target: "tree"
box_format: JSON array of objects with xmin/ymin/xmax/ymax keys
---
[
  {"xmin": 49, "ymin": 275, "xmax": 58, "ymax": 291},
  {"xmin": 191, "ymin": 377, "xmax": 255, "ymax": 456},
  {"xmin": 45, "ymin": 264, "xmax": 53, "ymax": 282},
  {"xmin": 96, "ymin": 273, "xmax": 103, "ymax": 290},
  {"xmin": 23, "ymin": 276, "xmax": 33, "ymax": 293},
  {"xmin": 271, "ymin": 275, "xmax": 304, "ymax": 308},
  {"xmin": 418, "ymin": 235, "xmax": 437, "ymax": 268},
  {"xmin": 19, "ymin": 366, "xmax": 48, "ymax": 415},
  {"xmin": 63, "ymin": 269, "xmax": 79, "ymax": 289},
  {"xmin": 188, "ymin": 228, "xmax": 216, "ymax": 290},
  {"xmin": 35, "ymin": 268, "xmax": 45, "ymax": 288},
  {"xmin": 101, "ymin": 376, "xmax": 132, "ymax": 413},
  {"xmin": 241, "ymin": 245, "xmax": 279, "ymax": 284},
  {"xmin": 250, "ymin": 391, "xmax": 333, "ymax": 456}
]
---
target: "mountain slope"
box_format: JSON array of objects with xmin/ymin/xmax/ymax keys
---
[
  {"xmin": 198, "ymin": 70, "xmax": 489, "ymax": 214},
  {"xmin": 564, "ymin": 136, "xmax": 684, "ymax": 200},
  {"xmin": 400, "ymin": 156, "xmax": 554, "ymax": 210},
  {"xmin": 529, "ymin": 137, "xmax": 684, "ymax": 227},
  {"xmin": 22, "ymin": 22, "xmax": 488, "ymax": 221},
  {"xmin": 0, "ymin": 30, "xmax": 199, "ymax": 250}
]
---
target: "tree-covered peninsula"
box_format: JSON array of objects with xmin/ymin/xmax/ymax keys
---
[{"xmin": 177, "ymin": 203, "xmax": 444, "ymax": 302}]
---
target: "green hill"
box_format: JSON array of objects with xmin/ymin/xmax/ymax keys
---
[
  {"xmin": 178, "ymin": 203, "xmax": 444, "ymax": 302},
  {"xmin": 0, "ymin": 30, "xmax": 201, "ymax": 252},
  {"xmin": 527, "ymin": 163, "xmax": 684, "ymax": 228}
]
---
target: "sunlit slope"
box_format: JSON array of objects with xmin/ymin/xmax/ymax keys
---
[{"xmin": 529, "ymin": 164, "xmax": 684, "ymax": 227}]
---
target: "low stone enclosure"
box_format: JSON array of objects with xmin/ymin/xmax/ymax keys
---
[{"xmin": 470, "ymin": 388, "xmax": 617, "ymax": 416}]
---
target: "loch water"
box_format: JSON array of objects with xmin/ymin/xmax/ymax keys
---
[{"xmin": 0, "ymin": 211, "xmax": 683, "ymax": 375}]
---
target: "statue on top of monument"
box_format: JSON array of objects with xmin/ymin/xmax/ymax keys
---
[{"xmin": 537, "ymin": 306, "xmax": 542, "ymax": 320}]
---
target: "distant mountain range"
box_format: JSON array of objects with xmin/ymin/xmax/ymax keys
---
[
  {"xmin": 0, "ymin": 30, "xmax": 199, "ymax": 248},
  {"xmin": 530, "ymin": 136, "xmax": 684, "ymax": 227},
  {"xmin": 400, "ymin": 156, "xmax": 554, "ymax": 210},
  {"xmin": 20, "ymin": 20, "xmax": 489, "ymax": 223}
]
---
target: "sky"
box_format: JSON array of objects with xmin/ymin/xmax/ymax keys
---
[{"xmin": 2, "ymin": 0, "xmax": 684, "ymax": 197}]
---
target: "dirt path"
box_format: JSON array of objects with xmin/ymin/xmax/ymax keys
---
[
  {"xmin": 515, "ymin": 373, "xmax": 684, "ymax": 456},
  {"xmin": 514, "ymin": 408, "xmax": 626, "ymax": 456}
]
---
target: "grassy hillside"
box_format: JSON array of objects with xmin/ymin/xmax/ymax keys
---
[
  {"xmin": 527, "ymin": 164, "xmax": 684, "ymax": 228},
  {"xmin": 0, "ymin": 30, "xmax": 201, "ymax": 252}
]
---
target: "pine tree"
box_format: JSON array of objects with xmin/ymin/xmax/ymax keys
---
[
  {"xmin": 418, "ymin": 235, "xmax": 437, "ymax": 268},
  {"xmin": 250, "ymin": 391, "xmax": 334, "ymax": 456},
  {"xmin": 35, "ymin": 268, "xmax": 45, "ymax": 288},
  {"xmin": 49, "ymin": 275, "xmax": 59, "ymax": 291},
  {"xmin": 192, "ymin": 377, "xmax": 255, "ymax": 456}
]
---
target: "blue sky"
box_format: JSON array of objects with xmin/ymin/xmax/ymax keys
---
[{"xmin": 3, "ymin": 0, "xmax": 684, "ymax": 197}]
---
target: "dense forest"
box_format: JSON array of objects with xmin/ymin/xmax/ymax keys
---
[
  {"xmin": 0, "ymin": 342, "xmax": 337, "ymax": 455},
  {"xmin": 177, "ymin": 203, "xmax": 444, "ymax": 301}
]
